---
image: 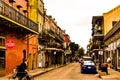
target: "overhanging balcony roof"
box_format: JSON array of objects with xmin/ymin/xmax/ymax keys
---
[
  {"xmin": 104, "ymin": 20, "xmax": 120, "ymax": 41},
  {"xmin": 45, "ymin": 48, "xmax": 64, "ymax": 52},
  {"xmin": 93, "ymin": 34, "xmax": 104, "ymax": 39},
  {"xmin": 0, "ymin": 1, "xmax": 38, "ymax": 34},
  {"xmin": 92, "ymin": 16, "xmax": 103, "ymax": 24},
  {"xmin": 93, "ymin": 34, "xmax": 104, "ymax": 37}
]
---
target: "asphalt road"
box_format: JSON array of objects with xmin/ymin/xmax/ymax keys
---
[{"xmin": 34, "ymin": 62, "xmax": 102, "ymax": 80}]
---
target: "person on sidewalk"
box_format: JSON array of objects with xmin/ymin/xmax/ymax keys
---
[
  {"xmin": 101, "ymin": 63, "xmax": 108, "ymax": 75},
  {"xmin": 107, "ymin": 57, "xmax": 111, "ymax": 69}
]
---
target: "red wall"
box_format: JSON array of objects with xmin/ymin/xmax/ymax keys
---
[
  {"xmin": 5, "ymin": 34, "xmax": 27, "ymax": 75},
  {"xmin": 3, "ymin": 0, "xmax": 28, "ymax": 75}
]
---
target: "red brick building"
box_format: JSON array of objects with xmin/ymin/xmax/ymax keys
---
[
  {"xmin": 64, "ymin": 34, "xmax": 70, "ymax": 48},
  {"xmin": 0, "ymin": 0, "xmax": 38, "ymax": 76}
]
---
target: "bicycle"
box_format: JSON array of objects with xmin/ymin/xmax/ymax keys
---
[{"xmin": 9, "ymin": 69, "xmax": 34, "ymax": 80}]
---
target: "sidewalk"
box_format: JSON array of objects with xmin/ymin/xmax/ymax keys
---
[
  {"xmin": 0, "ymin": 64, "xmax": 65, "ymax": 80},
  {"xmin": 101, "ymin": 68, "xmax": 120, "ymax": 80}
]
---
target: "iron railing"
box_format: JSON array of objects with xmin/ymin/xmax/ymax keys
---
[{"xmin": 0, "ymin": 1, "xmax": 38, "ymax": 32}]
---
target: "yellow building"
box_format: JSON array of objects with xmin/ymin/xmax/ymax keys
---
[
  {"xmin": 26, "ymin": 0, "xmax": 44, "ymax": 70},
  {"xmin": 103, "ymin": 5, "xmax": 120, "ymax": 71},
  {"xmin": 103, "ymin": 5, "xmax": 120, "ymax": 35}
]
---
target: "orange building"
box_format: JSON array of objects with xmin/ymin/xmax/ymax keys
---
[
  {"xmin": 0, "ymin": 0, "xmax": 38, "ymax": 76},
  {"xmin": 64, "ymin": 34, "xmax": 70, "ymax": 48}
]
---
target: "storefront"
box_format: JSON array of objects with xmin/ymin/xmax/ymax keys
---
[{"xmin": 41, "ymin": 48, "xmax": 64, "ymax": 67}]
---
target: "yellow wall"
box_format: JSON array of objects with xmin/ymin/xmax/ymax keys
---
[
  {"xmin": 28, "ymin": 0, "xmax": 44, "ymax": 31},
  {"xmin": 103, "ymin": 5, "xmax": 120, "ymax": 35},
  {"xmin": 38, "ymin": 0, "xmax": 44, "ymax": 33},
  {"xmin": 27, "ymin": 0, "xmax": 38, "ymax": 69},
  {"xmin": 27, "ymin": 0, "xmax": 44, "ymax": 69}
]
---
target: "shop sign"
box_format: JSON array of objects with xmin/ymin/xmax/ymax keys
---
[
  {"xmin": 98, "ymin": 50, "xmax": 103, "ymax": 55},
  {"xmin": 6, "ymin": 39, "xmax": 15, "ymax": 49}
]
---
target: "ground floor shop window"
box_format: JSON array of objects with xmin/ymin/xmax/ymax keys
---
[{"xmin": 0, "ymin": 50, "xmax": 5, "ymax": 70}]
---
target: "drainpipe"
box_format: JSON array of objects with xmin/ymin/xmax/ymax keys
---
[{"xmin": 26, "ymin": 0, "xmax": 29, "ymax": 62}]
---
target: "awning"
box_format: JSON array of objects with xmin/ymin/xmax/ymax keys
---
[
  {"xmin": 44, "ymin": 48, "xmax": 64, "ymax": 52},
  {"xmin": 116, "ymin": 44, "xmax": 120, "ymax": 49},
  {"xmin": 65, "ymin": 50, "xmax": 72, "ymax": 54},
  {"xmin": 93, "ymin": 49, "xmax": 103, "ymax": 51}
]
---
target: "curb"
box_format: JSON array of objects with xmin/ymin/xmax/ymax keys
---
[
  {"xmin": 31, "ymin": 65, "xmax": 65, "ymax": 77},
  {"xmin": 32, "ymin": 68, "xmax": 54, "ymax": 77}
]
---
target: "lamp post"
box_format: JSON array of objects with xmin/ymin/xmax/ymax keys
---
[{"xmin": 54, "ymin": 51, "xmax": 56, "ymax": 67}]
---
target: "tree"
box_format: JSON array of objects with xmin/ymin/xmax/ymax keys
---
[
  {"xmin": 77, "ymin": 47, "xmax": 84, "ymax": 58},
  {"xmin": 69, "ymin": 42, "xmax": 79, "ymax": 56}
]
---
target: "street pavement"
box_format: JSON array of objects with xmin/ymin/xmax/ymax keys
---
[{"xmin": 0, "ymin": 63, "xmax": 120, "ymax": 80}]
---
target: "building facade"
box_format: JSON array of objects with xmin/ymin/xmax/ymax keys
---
[
  {"xmin": 90, "ymin": 5, "xmax": 120, "ymax": 71},
  {"xmin": 38, "ymin": 14, "xmax": 65, "ymax": 68},
  {"xmin": 0, "ymin": 0, "xmax": 70, "ymax": 77},
  {"xmin": 64, "ymin": 34, "xmax": 72, "ymax": 63},
  {"xmin": 0, "ymin": 0, "xmax": 38, "ymax": 76},
  {"xmin": 103, "ymin": 5, "xmax": 120, "ymax": 71},
  {"xmin": 91, "ymin": 16, "xmax": 104, "ymax": 64}
]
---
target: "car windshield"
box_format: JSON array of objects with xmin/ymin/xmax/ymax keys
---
[
  {"xmin": 83, "ymin": 61, "xmax": 95, "ymax": 65},
  {"xmin": 82, "ymin": 56, "xmax": 92, "ymax": 61}
]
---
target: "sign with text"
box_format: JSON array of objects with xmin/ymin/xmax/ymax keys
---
[{"xmin": 6, "ymin": 39, "xmax": 15, "ymax": 49}]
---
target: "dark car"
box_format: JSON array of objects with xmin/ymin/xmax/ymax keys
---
[
  {"xmin": 81, "ymin": 60, "xmax": 97, "ymax": 74},
  {"xmin": 82, "ymin": 56, "xmax": 92, "ymax": 61}
]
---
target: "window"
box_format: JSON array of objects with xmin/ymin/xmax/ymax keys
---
[
  {"xmin": 112, "ymin": 21, "xmax": 117, "ymax": 27},
  {"xmin": 0, "ymin": 50, "xmax": 5, "ymax": 70},
  {"xmin": 0, "ymin": 32, "xmax": 5, "ymax": 47},
  {"xmin": 0, "ymin": 38, "xmax": 5, "ymax": 46}
]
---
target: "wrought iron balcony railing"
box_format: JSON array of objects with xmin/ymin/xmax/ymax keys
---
[{"xmin": 0, "ymin": 1, "xmax": 38, "ymax": 33}]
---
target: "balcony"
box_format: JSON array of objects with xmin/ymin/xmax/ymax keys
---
[
  {"xmin": 93, "ymin": 33, "xmax": 104, "ymax": 40},
  {"xmin": 0, "ymin": 1, "xmax": 38, "ymax": 34}
]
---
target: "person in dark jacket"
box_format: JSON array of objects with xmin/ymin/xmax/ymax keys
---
[{"xmin": 17, "ymin": 58, "xmax": 29, "ymax": 80}]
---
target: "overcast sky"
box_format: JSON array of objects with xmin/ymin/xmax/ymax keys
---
[{"xmin": 43, "ymin": 0, "xmax": 120, "ymax": 51}]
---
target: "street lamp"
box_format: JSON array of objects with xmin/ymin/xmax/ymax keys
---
[{"xmin": 54, "ymin": 51, "xmax": 56, "ymax": 67}]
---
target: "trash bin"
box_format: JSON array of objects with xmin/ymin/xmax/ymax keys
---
[{"xmin": 101, "ymin": 63, "xmax": 108, "ymax": 75}]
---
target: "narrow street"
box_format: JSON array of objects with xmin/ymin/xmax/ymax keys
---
[{"xmin": 34, "ymin": 62, "xmax": 102, "ymax": 80}]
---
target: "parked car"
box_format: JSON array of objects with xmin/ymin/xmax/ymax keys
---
[
  {"xmin": 82, "ymin": 56, "xmax": 92, "ymax": 61},
  {"xmin": 80, "ymin": 56, "xmax": 92, "ymax": 64},
  {"xmin": 81, "ymin": 60, "xmax": 97, "ymax": 74}
]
